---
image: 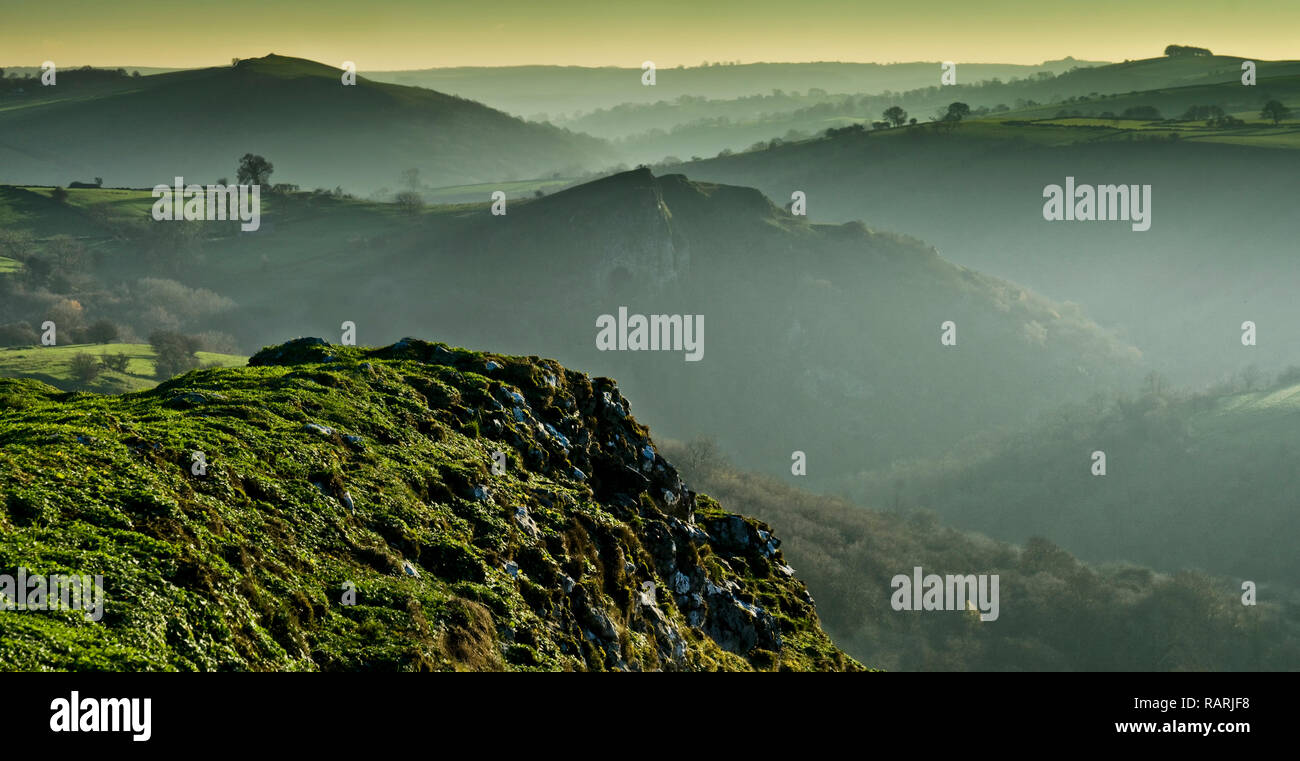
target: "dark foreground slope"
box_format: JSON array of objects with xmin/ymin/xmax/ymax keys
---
[{"xmin": 0, "ymin": 337, "xmax": 860, "ymax": 671}]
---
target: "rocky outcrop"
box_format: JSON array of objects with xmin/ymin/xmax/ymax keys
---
[{"xmin": 0, "ymin": 337, "xmax": 863, "ymax": 672}]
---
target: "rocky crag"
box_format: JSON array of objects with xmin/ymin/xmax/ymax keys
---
[{"xmin": 0, "ymin": 337, "xmax": 863, "ymax": 671}]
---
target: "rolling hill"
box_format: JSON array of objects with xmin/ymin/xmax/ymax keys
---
[
  {"xmin": 360, "ymin": 169, "xmax": 1146, "ymax": 483},
  {"xmin": 370, "ymin": 54, "xmax": 1300, "ymax": 165},
  {"xmin": 675, "ymin": 78, "xmax": 1300, "ymax": 387},
  {"xmin": 0, "ymin": 55, "xmax": 615, "ymax": 192},
  {"xmin": 366, "ymin": 59, "xmax": 1112, "ymax": 119},
  {"xmin": 0, "ymin": 170, "xmax": 1145, "ymax": 489},
  {"xmin": 551, "ymin": 55, "xmax": 1300, "ymax": 160}
]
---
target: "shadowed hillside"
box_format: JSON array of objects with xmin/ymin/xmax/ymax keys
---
[
  {"xmin": 661, "ymin": 437, "xmax": 1300, "ymax": 671},
  {"xmin": 0, "ymin": 171, "xmax": 1146, "ymax": 490},
  {"xmin": 851, "ymin": 373, "xmax": 1300, "ymax": 588},
  {"xmin": 0, "ymin": 55, "xmax": 614, "ymax": 191},
  {"xmin": 680, "ymin": 96, "xmax": 1300, "ymax": 385}
]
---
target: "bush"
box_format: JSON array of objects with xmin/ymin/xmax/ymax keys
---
[
  {"xmin": 50, "ymin": 186, "xmax": 69, "ymax": 203},
  {"xmin": 85, "ymin": 319, "xmax": 120, "ymax": 344},
  {"xmin": 69, "ymin": 352, "xmax": 101, "ymax": 384},
  {"xmin": 101, "ymin": 353, "xmax": 131, "ymax": 373},
  {"xmin": 0, "ymin": 322, "xmax": 38, "ymax": 347},
  {"xmin": 1276, "ymin": 365, "xmax": 1300, "ymax": 387},
  {"xmin": 394, "ymin": 191, "xmax": 423, "ymax": 215},
  {"xmin": 149, "ymin": 330, "xmax": 201, "ymax": 379},
  {"xmin": 1121, "ymin": 105, "xmax": 1163, "ymax": 120}
]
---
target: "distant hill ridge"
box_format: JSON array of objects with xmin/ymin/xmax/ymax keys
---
[{"xmin": 0, "ymin": 54, "xmax": 615, "ymax": 191}]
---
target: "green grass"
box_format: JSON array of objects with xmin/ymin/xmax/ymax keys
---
[
  {"xmin": 0, "ymin": 336, "xmax": 862, "ymax": 671},
  {"xmin": 420, "ymin": 178, "xmax": 576, "ymax": 202},
  {"xmin": 0, "ymin": 343, "xmax": 246, "ymax": 394},
  {"xmin": 0, "ymin": 256, "xmax": 20, "ymax": 274},
  {"xmin": 847, "ymin": 114, "xmax": 1300, "ymax": 151}
]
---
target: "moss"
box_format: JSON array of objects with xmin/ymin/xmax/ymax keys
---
[{"xmin": 0, "ymin": 338, "xmax": 865, "ymax": 672}]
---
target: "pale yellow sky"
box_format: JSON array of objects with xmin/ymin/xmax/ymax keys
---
[{"xmin": 4, "ymin": 1, "xmax": 1296, "ymax": 69}]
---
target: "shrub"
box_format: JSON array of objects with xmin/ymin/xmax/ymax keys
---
[
  {"xmin": 101, "ymin": 353, "xmax": 131, "ymax": 373},
  {"xmin": 150, "ymin": 330, "xmax": 201, "ymax": 379},
  {"xmin": 0, "ymin": 322, "xmax": 38, "ymax": 347},
  {"xmin": 69, "ymin": 352, "xmax": 101, "ymax": 384},
  {"xmin": 394, "ymin": 191, "xmax": 424, "ymax": 215},
  {"xmin": 1121, "ymin": 105, "xmax": 1163, "ymax": 120},
  {"xmin": 85, "ymin": 319, "xmax": 120, "ymax": 344}
]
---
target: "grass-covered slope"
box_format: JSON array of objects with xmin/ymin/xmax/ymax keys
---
[
  {"xmin": 0, "ymin": 337, "xmax": 861, "ymax": 671},
  {"xmin": 0, "ymin": 343, "xmax": 246, "ymax": 394}
]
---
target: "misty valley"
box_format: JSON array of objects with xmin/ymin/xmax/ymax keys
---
[{"xmin": 1, "ymin": 39, "xmax": 1298, "ymax": 677}]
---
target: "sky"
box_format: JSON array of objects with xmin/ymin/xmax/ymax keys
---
[{"xmin": 3, "ymin": 0, "xmax": 1295, "ymax": 69}]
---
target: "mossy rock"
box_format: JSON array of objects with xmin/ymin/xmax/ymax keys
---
[{"xmin": 0, "ymin": 337, "xmax": 866, "ymax": 672}]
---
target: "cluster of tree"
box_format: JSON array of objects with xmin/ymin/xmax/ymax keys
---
[
  {"xmin": 1164, "ymin": 44, "xmax": 1213, "ymax": 57},
  {"xmin": 0, "ymin": 311, "xmax": 121, "ymax": 348},
  {"xmin": 149, "ymin": 330, "xmax": 202, "ymax": 379},
  {"xmin": 0, "ymin": 65, "xmax": 140, "ymax": 94},
  {"xmin": 1181, "ymin": 104, "xmax": 1224, "ymax": 121},
  {"xmin": 663, "ymin": 437, "xmax": 1300, "ymax": 671},
  {"xmin": 1261, "ymin": 100, "xmax": 1292, "ymax": 125},
  {"xmin": 1180, "ymin": 103, "xmax": 1287, "ymax": 128},
  {"xmin": 0, "ymin": 226, "xmax": 235, "ymax": 355},
  {"xmin": 817, "ymin": 102, "xmax": 967, "ymax": 137},
  {"xmin": 1120, "ymin": 105, "xmax": 1164, "ymax": 120},
  {"xmin": 941, "ymin": 102, "xmax": 971, "ymax": 122},
  {"xmin": 823, "ymin": 123, "xmax": 867, "ymax": 138},
  {"xmin": 68, "ymin": 351, "xmax": 131, "ymax": 385}
]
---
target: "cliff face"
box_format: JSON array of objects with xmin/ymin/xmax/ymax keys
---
[{"xmin": 0, "ymin": 337, "xmax": 862, "ymax": 671}]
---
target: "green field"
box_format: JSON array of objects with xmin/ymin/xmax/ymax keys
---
[
  {"xmin": 0, "ymin": 343, "xmax": 246, "ymax": 394},
  {"xmin": 420, "ymin": 177, "xmax": 578, "ymax": 202},
  {"xmin": 852, "ymin": 114, "xmax": 1300, "ymax": 149},
  {"xmin": 0, "ymin": 256, "xmax": 21, "ymax": 274}
]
